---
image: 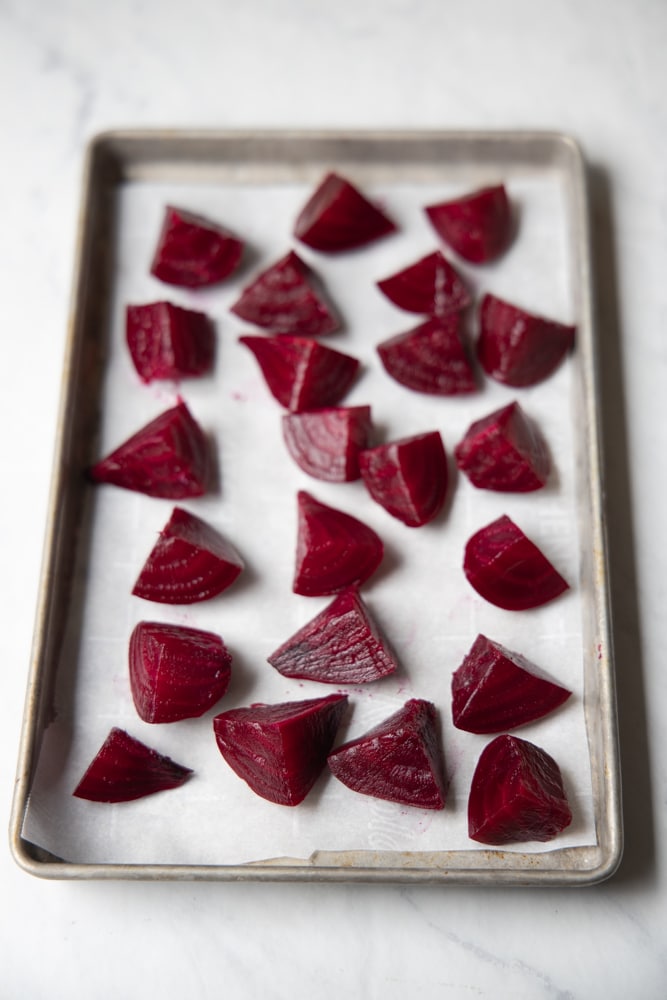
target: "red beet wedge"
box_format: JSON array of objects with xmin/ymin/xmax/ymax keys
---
[
  {"xmin": 73, "ymin": 727, "xmax": 193, "ymax": 803},
  {"xmin": 294, "ymin": 490, "xmax": 383, "ymax": 596},
  {"xmin": 377, "ymin": 251, "xmax": 471, "ymax": 317},
  {"xmin": 451, "ymin": 634, "xmax": 571, "ymax": 734},
  {"xmin": 239, "ymin": 335, "xmax": 359, "ymax": 412},
  {"xmin": 282, "ymin": 406, "xmax": 372, "ymax": 482},
  {"xmin": 328, "ymin": 699, "xmax": 447, "ymax": 810},
  {"xmin": 133, "ymin": 506, "xmax": 243, "ymax": 604},
  {"xmin": 213, "ymin": 694, "xmax": 348, "ymax": 805},
  {"xmin": 463, "ymin": 514, "xmax": 569, "ymax": 611},
  {"xmin": 294, "ymin": 172, "xmax": 396, "ymax": 252},
  {"xmin": 89, "ymin": 401, "xmax": 209, "ymax": 499},
  {"xmin": 268, "ymin": 588, "xmax": 398, "ymax": 684},
  {"xmin": 150, "ymin": 205, "xmax": 243, "ymax": 287},
  {"xmin": 468, "ymin": 734, "xmax": 572, "ymax": 845},
  {"xmin": 229, "ymin": 251, "xmax": 339, "ymax": 336},
  {"xmin": 454, "ymin": 401, "xmax": 550, "ymax": 492},
  {"xmin": 126, "ymin": 301, "xmax": 214, "ymax": 383},
  {"xmin": 129, "ymin": 621, "xmax": 233, "ymax": 723},
  {"xmin": 478, "ymin": 293, "xmax": 576, "ymax": 387},
  {"xmin": 359, "ymin": 431, "xmax": 448, "ymax": 527},
  {"xmin": 425, "ymin": 184, "xmax": 513, "ymax": 264},
  {"xmin": 377, "ymin": 315, "xmax": 477, "ymax": 395}
]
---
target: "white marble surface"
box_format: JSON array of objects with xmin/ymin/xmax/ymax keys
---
[{"xmin": 1, "ymin": 0, "xmax": 665, "ymax": 996}]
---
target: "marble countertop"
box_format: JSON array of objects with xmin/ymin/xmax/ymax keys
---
[{"xmin": 2, "ymin": 1, "xmax": 665, "ymax": 996}]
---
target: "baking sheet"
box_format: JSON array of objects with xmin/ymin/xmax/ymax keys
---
[{"xmin": 12, "ymin": 131, "xmax": 621, "ymax": 882}]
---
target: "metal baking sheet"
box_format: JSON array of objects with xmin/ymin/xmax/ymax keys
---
[{"xmin": 10, "ymin": 130, "xmax": 622, "ymax": 883}]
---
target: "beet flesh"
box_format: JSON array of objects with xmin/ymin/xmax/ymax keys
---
[
  {"xmin": 425, "ymin": 184, "xmax": 513, "ymax": 264},
  {"xmin": 282, "ymin": 406, "xmax": 372, "ymax": 482},
  {"xmin": 454, "ymin": 401, "xmax": 550, "ymax": 492},
  {"xmin": 126, "ymin": 301, "xmax": 214, "ymax": 383},
  {"xmin": 377, "ymin": 316, "xmax": 477, "ymax": 395},
  {"xmin": 359, "ymin": 430, "xmax": 448, "ymax": 527},
  {"xmin": 294, "ymin": 172, "xmax": 396, "ymax": 252},
  {"xmin": 468, "ymin": 734, "xmax": 572, "ymax": 844},
  {"xmin": 150, "ymin": 205, "xmax": 243, "ymax": 287},
  {"xmin": 377, "ymin": 251, "xmax": 471, "ymax": 316},
  {"xmin": 73, "ymin": 727, "xmax": 193, "ymax": 803},
  {"xmin": 213, "ymin": 694, "xmax": 348, "ymax": 805}
]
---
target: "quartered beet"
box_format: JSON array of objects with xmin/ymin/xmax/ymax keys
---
[
  {"xmin": 89, "ymin": 401, "xmax": 209, "ymax": 499},
  {"xmin": 268, "ymin": 588, "xmax": 398, "ymax": 684},
  {"xmin": 454, "ymin": 401, "xmax": 550, "ymax": 492},
  {"xmin": 239, "ymin": 334, "xmax": 359, "ymax": 412},
  {"xmin": 213, "ymin": 694, "xmax": 348, "ymax": 805},
  {"xmin": 129, "ymin": 621, "xmax": 232, "ymax": 723},
  {"xmin": 294, "ymin": 490, "xmax": 383, "ymax": 596},
  {"xmin": 468, "ymin": 734, "xmax": 572, "ymax": 844},
  {"xmin": 425, "ymin": 184, "xmax": 513, "ymax": 264},
  {"xmin": 327, "ymin": 699, "xmax": 447, "ymax": 810},
  {"xmin": 377, "ymin": 315, "xmax": 477, "ymax": 395},
  {"xmin": 126, "ymin": 301, "xmax": 214, "ymax": 383},
  {"xmin": 376, "ymin": 251, "xmax": 471, "ymax": 317},
  {"xmin": 359, "ymin": 430, "xmax": 448, "ymax": 527},
  {"xmin": 451, "ymin": 634, "xmax": 571, "ymax": 734},
  {"xmin": 478, "ymin": 293, "xmax": 576, "ymax": 387},
  {"xmin": 150, "ymin": 205, "xmax": 243, "ymax": 288},
  {"xmin": 294, "ymin": 172, "xmax": 396, "ymax": 252},
  {"xmin": 463, "ymin": 514, "xmax": 569, "ymax": 611},
  {"xmin": 229, "ymin": 251, "xmax": 339, "ymax": 336},
  {"xmin": 73, "ymin": 727, "xmax": 193, "ymax": 803},
  {"xmin": 282, "ymin": 406, "xmax": 372, "ymax": 482},
  {"xmin": 133, "ymin": 506, "xmax": 244, "ymax": 604}
]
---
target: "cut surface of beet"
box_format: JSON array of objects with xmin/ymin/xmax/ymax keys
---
[
  {"xmin": 73, "ymin": 727, "xmax": 193, "ymax": 803},
  {"xmin": 463, "ymin": 514, "xmax": 569, "ymax": 611},
  {"xmin": 213, "ymin": 694, "xmax": 348, "ymax": 805},
  {"xmin": 126, "ymin": 301, "xmax": 214, "ymax": 383},
  {"xmin": 294, "ymin": 490, "xmax": 383, "ymax": 596},
  {"xmin": 282, "ymin": 406, "xmax": 372, "ymax": 482},
  {"xmin": 239, "ymin": 335, "xmax": 359, "ymax": 412},
  {"xmin": 132, "ymin": 506, "xmax": 244, "ymax": 604},
  {"xmin": 89, "ymin": 401, "xmax": 209, "ymax": 499},
  {"xmin": 328, "ymin": 699, "xmax": 447, "ymax": 810},
  {"xmin": 359, "ymin": 430, "xmax": 448, "ymax": 527},
  {"xmin": 294, "ymin": 172, "xmax": 396, "ymax": 252},
  {"xmin": 468, "ymin": 734, "xmax": 572, "ymax": 844},
  {"xmin": 425, "ymin": 184, "xmax": 513, "ymax": 264},
  {"xmin": 268, "ymin": 588, "xmax": 398, "ymax": 684},
  {"xmin": 150, "ymin": 205, "xmax": 243, "ymax": 287},
  {"xmin": 229, "ymin": 251, "xmax": 339, "ymax": 336},
  {"xmin": 451, "ymin": 634, "xmax": 571, "ymax": 734},
  {"xmin": 454, "ymin": 401, "xmax": 550, "ymax": 492},
  {"xmin": 477, "ymin": 293, "xmax": 576, "ymax": 387},
  {"xmin": 129, "ymin": 621, "xmax": 232, "ymax": 723},
  {"xmin": 377, "ymin": 315, "xmax": 477, "ymax": 395},
  {"xmin": 377, "ymin": 251, "xmax": 471, "ymax": 317}
]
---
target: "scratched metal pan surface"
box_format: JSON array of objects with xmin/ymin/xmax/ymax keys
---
[{"xmin": 10, "ymin": 130, "xmax": 622, "ymax": 883}]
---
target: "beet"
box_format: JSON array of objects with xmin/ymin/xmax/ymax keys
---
[
  {"xmin": 468, "ymin": 734, "xmax": 572, "ymax": 844},
  {"xmin": 126, "ymin": 301, "xmax": 214, "ymax": 383},
  {"xmin": 239, "ymin": 334, "xmax": 359, "ymax": 412},
  {"xmin": 73, "ymin": 727, "xmax": 193, "ymax": 803},
  {"xmin": 282, "ymin": 406, "xmax": 372, "ymax": 482},
  {"xmin": 377, "ymin": 315, "xmax": 477, "ymax": 395},
  {"xmin": 150, "ymin": 205, "xmax": 243, "ymax": 287},
  {"xmin": 132, "ymin": 506, "xmax": 244, "ymax": 604},
  {"xmin": 229, "ymin": 251, "xmax": 339, "ymax": 336},
  {"xmin": 89, "ymin": 400, "xmax": 209, "ymax": 499},
  {"xmin": 359, "ymin": 431, "xmax": 448, "ymax": 527},
  {"xmin": 294, "ymin": 490, "xmax": 383, "ymax": 596},
  {"xmin": 454, "ymin": 401, "xmax": 550, "ymax": 492},
  {"xmin": 213, "ymin": 694, "xmax": 348, "ymax": 805},
  {"xmin": 377, "ymin": 251, "xmax": 471, "ymax": 316},
  {"xmin": 463, "ymin": 514, "xmax": 569, "ymax": 611},
  {"xmin": 328, "ymin": 699, "xmax": 447, "ymax": 810},
  {"xmin": 268, "ymin": 588, "xmax": 398, "ymax": 684},
  {"xmin": 425, "ymin": 184, "xmax": 513, "ymax": 264},
  {"xmin": 451, "ymin": 634, "xmax": 571, "ymax": 734},
  {"xmin": 477, "ymin": 293, "xmax": 576, "ymax": 387},
  {"xmin": 294, "ymin": 172, "xmax": 396, "ymax": 252},
  {"xmin": 129, "ymin": 621, "xmax": 232, "ymax": 723}
]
